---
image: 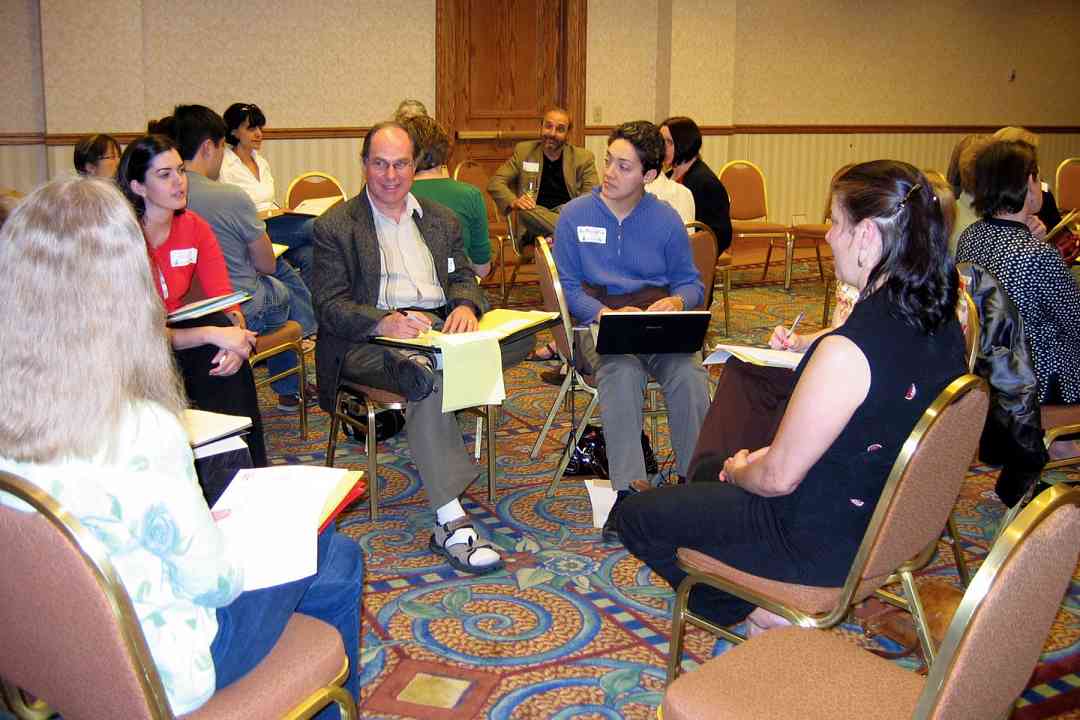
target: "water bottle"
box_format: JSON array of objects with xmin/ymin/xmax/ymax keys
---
[{"xmin": 525, "ymin": 175, "xmax": 537, "ymax": 202}]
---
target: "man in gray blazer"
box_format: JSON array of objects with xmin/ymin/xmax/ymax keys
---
[
  {"xmin": 488, "ymin": 108, "xmax": 599, "ymax": 242},
  {"xmin": 312, "ymin": 122, "xmax": 503, "ymax": 575}
]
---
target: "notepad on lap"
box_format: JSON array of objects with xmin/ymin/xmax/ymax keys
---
[
  {"xmin": 182, "ymin": 409, "xmax": 252, "ymax": 447},
  {"xmin": 704, "ymin": 344, "xmax": 802, "ymax": 369},
  {"xmin": 211, "ymin": 467, "xmax": 364, "ymax": 590},
  {"xmin": 167, "ymin": 291, "xmax": 250, "ymax": 324}
]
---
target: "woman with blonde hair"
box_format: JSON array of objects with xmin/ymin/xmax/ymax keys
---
[{"xmin": 0, "ymin": 176, "xmax": 362, "ymax": 717}]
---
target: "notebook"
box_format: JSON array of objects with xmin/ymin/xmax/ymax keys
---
[{"xmin": 595, "ymin": 311, "xmax": 711, "ymax": 355}]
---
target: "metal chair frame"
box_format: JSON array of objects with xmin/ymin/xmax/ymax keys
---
[
  {"xmin": 718, "ymin": 160, "xmax": 795, "ymax": 290},
  {"xmin": 285, "ymin": 171, "xmax": 347, "ymax": 210}
]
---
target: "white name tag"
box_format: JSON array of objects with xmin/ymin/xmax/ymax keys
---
[
  {"xmin": 523, "ymin": 161, "xmax": 540, "ymax": 173},
  {"xmin": 577, "ymin": 226, "xmax": 607, "ymax": 244},
  {"xmin": 448, "ymin": 257, "xmax": 456, "ymax": 273},
  {"xmin": 170, "ymin": 248, "xmax": 198, "ymax": 267}
]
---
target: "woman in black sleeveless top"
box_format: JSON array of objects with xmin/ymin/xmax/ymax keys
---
[{"xmin": 619, "ymin": 161, "xmax": 967, "ymax": 632}]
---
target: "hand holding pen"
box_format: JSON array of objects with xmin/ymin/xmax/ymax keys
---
[
  {"xmin": 375, "ymin": 308, "xmax": 433, "ymax": 339},
  {"xmin": 768, "ymin": 311, "xmax": 805, "ymax": 352}
]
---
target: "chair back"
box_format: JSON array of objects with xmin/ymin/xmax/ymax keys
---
[
  {"xmin": 915, "ymin": 485, "xmax": 1080, "ymax": 719},
  {"xmin": 1056, "ymin": 157, "xmax": 1080, "ymax": 212},
  {"xmin": 686, "ymin": 221, "xmax": 718, "ymax": 310},
  {"xmin": 845, "ymin": 375, "xmax": 989, "ymax": 600},
  {"xmin": 454, "ymin": 159, "xmax": 509, "ymax": 250},
  {"xmin": 286, "ymin": 171, "xmax": 347, "ymax": 209},
  {"xmin": 960, "ymin": 290, "xmax": 979, "ymax": 372},
  {"xmin": 535, "ymin": 240, "xmax": 573, "ymax": 364},
  {"xmin": 718, "ymin": 160, "xmax": 769, "ymax": 221},
  {"xmin": 0, "ymin": 471, "xmax": 171, "ymax": 719}
]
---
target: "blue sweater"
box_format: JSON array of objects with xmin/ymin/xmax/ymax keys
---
[{"xmin": 554, "ymin": 188, "xmax": 704, "ymax": 323}]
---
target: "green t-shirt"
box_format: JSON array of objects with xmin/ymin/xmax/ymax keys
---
[{"xmin": 410, "ymin": 178, "xmax": 492, "ymax": 264}]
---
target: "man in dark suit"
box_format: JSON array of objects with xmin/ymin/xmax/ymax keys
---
[
  {"xmin": 488, "ymin": 108, "xmax": 599, "ymax": 242},
  {"xmin": 312, "ymin": 122, "xmax": 503, "ymax": 575}
]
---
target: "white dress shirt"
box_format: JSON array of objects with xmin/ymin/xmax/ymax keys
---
[
  {"xmin": 646, "ymin": 172, "xmax": 696, "ymax": 229},
  {"xmin": 370, "ymin": 189, "xmax": 447, "ymax": 310},
  {"xmin": 219, "ymin": 147, "xmax": 276, "ymax": 212}
]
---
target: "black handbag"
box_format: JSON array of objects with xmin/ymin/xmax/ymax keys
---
[
  {"xmin": 564, "ymin": 424, "xmax": 659, "ymax": 478},
  {"xmin": 342, "ymin": 407, "xmax": 407, "ymax": 442}
]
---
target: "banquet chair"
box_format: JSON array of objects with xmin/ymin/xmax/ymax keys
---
[
  {"xmin": 717, "ymin": 160, "xmax": 793, "ymax": 288},
  {"xmin": 666, "ymin": 375, "xmax": 989, "ymax": 683},
  {"xmin": 661, "ymin": 483, "xmax": 1080, "ymax": 720},
  {"xmin": 686, "ymin": 221, "xmax": 730, "ymax": 336},
  {"xmin": 453, "ymin": 159, "xmax": 510, "ymax": 288},
  {"xmin": 499, "ymin": 209, "xmax": 538, "ymax": 305},
  {"xmin": 0, "ymin": 470, "xmax": 356, "ymax": 720},
  {"xmin": 1055, "ymin": 157, "xmax": 1080, "ymax": 216},
  {"xmin": 786, "ymin": 217, "xmax": 828, "ymax": 281},
  {"xmin": 250, "ymin": 319, "xmax": 309, "ymax": 435},
  {"xmin": 285, "ymin": 171, "xmax": 347, "ymax": 210},
  {"xmin": 325, "ymin": 381, "xmax": 499, "ymax": 521}
]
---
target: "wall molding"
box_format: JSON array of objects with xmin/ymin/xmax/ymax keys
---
[{"xmin": 7, "ymin": 123, "xmax": 1080, "ymax": 148}]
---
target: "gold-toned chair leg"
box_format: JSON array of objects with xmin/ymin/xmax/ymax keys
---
[
  {"xmin": 297, "ymin": 342, "xmax": 309, "ymax": 438},
  {"xmin": 761, "ymin": 241, "xmax": 774, "ymax": 281},
  {"xmin": 531, "ymin": 369, "xmax": 574, "ymax": 459},
  {"xmin": 947, "ymin": 513, "xmax": 971, "ymax": 587},
  {"xmin": 722, "ymin": 268, "xmax": 731, "ymax": 337},
  {"xmin": 326, "ymin": 390, "xmax": 344, "ymax": 467},
  {"xmin": 366, "ymin": 398, "xmax": 380, "ymax": 521},
  {"xmin": 900, "ymin": 569, "xmax": 936, "ymax": 668},
  {"xmin": 666, "ymin": 578, "xmax": 692, "ymax": 684},
  {"xmin": 814, "ymin": 242, "xmax": 825, "ymax": 281},
  {"xmin": 783, "ymin": 232, "xmax": 795, "ymax": 290}
]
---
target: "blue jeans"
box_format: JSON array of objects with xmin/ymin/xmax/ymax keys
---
[
  {"xmin": 267, "ymin": 214, "xmax": 316, "ymax": 290},
  {"xmin": 211, "ymin": 530, "xmax": 362, "ymax": 718},
  {"xmin": 243, "ymin": 259, "xmax": 317, "ymax": 396}
]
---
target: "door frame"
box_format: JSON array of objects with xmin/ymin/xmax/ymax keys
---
[{"xmin": 434, "ymin": 0, "xmax": 588, "ymax": 148}]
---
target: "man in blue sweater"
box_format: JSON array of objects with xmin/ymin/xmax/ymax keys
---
[{"xmin": 554, "ymin": 120, "xmax": 710, "ymax": 543}]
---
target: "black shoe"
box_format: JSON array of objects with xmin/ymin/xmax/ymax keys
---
[
  {"xmin": 602, "ymin": 490, "xmax": 632, "ymax": 544},
  {"xmin": 384, "ymin": 352, "xmax": 435, "ymax": 401},
  {"xmin": 540, "ymin": 369, "xmax": 566, "ymax": 386}
]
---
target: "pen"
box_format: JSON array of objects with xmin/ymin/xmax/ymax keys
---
[{"xmin": 786, "ymin": 311, "xmax": 804, "ymax": 339}]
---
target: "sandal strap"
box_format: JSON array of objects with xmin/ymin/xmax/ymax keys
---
[{"xmin": 439, "ymin": 516, "xmax": 476, "ymax": 537}]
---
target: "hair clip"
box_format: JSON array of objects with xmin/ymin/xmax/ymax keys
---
[{"xmin": 895, "ymin": 183, "xmax": 922, "ymax": 213}]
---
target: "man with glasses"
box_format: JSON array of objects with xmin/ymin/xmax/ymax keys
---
[
  {"xmin": 311, "ymin": 121, "xmax": 506, "ymax": 575},
  {"xmin": 488, "ymin": 107, "xmax": 599, "ymax": 243}
]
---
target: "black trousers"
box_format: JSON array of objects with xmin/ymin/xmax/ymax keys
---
[{"xmin": 171, "ymin": 312, "xmax": 268, "ymax": 469}]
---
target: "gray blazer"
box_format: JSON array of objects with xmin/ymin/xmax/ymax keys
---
[{"xmin": 311, "ymin": 189, "xmax": 482, "ymax": 409}]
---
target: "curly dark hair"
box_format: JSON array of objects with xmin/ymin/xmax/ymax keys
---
[
  {"xmin": 608, "ymin": 121, "xmax": 664, "ymax": 176},
  {"xmin": 831, "ymin": 160, "xmax": 957, "ymax": 334},
  {"xmin": 401, "ymin": 115, "xmax": 451, "ymax": 171}
]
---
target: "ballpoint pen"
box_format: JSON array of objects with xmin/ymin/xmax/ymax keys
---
[{"xmin": 787, "ymin": 311, "xmax": 804, "ymax": 337}]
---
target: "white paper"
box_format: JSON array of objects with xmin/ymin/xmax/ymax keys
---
[
  {"xmin": 291, "ymin": 196, "xmax": 342, "ymax": 216},
  {"xmin": 192, "ymin": 433, "xmax": 248, "ymax": 460},
  {"xmin": 211, "ymin": 466, "xmax": 350, "ymax": 590},
  {"xmin": 182, "ymin": 409, "xmax": 252, "ymax": 447},
  {"xmin": 584, "ymin": 479, "xmax": 617, "ymax": 529},
  {"xmin": 704, "ymin": 344, "xmax": 803, "ymax": 369}
]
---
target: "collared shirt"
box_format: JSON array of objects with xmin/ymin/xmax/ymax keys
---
[
  {"xmin": 370, "ymin": 188, "xmax": 447, "ymax": 310},
  {"xmin": 219, "ymin": 147, "xmax": 277, "ymax": 212},
  {"xmin": 645, "ymin": 172, "xmax": 696, "ymax": 228}
]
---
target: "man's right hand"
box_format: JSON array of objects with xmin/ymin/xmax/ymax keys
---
[
  {"xmin": 375, "ymin": 310, "xmax": 433, "ymax": 339},
  {"xmin": 511, "ymin": 194, "xmax": 537, "ymax": 210},
  {"xmin": 595, "ymin": 306, "xmax": 640, "ymax": 323}
]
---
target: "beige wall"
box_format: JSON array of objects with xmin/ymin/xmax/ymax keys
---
[
  {"xmin": 1, "ymin": 0, "xmax": 44, "ymax": 134},
  {"xmin": 586, "ymin": 0, "xmax": 659, "ymax": 125}
]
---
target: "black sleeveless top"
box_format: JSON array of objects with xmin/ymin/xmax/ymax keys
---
[{"xmin": 775, "ymin": 288, "xmax": 966, "ymax": 585}]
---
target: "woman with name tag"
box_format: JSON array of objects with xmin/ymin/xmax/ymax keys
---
[
  {"xmin": 117, "ymin": 133, "xmax": 268, "ymax": 467},
  {"xmin": 0, "ymin": 177, "xmax": 361, "ymax": 717},
  {"xmin": 619, "ymin": 161, "xmax": 966, "ymax": 635}
]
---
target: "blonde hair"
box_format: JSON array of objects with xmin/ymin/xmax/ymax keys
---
[{"xmin": 0, "ymin": 177, "xmax": 185, "ymax": 463}]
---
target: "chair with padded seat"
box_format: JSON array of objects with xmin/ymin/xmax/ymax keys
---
[
  {"xmin": 0, "ymin": 470, "xmax": 356, "ymax": 720},
  {"xmin": 1055, "ymin": 157, "xmax": 1080, "ymax": 218},
  {"xmin": 250, "ymin": 319, "xmax": 310, "ymax": 436},
  {"xmin": 325, "ymin": 382, "xmax": 499, "ymax": 521},
  {"xmin": 661, "ymin": 483, "xmax": 1080, "ymax": 720},
  {"xmin": 453, "ymin": 159, "xmax": 509, "ymax": 288},
  {"xmin": 499, "ymin": 209, "xmax": 538, "ymax": 306},
  {"xmin": 285, "ymin": 171, "xmax": 347, "ymax": 211},
  {"xmin": 685, "ymin": 221, "xmax": 731, "ymax": 337},
  {"xmin": 718, "ymin": 160, "xmax": 793, "ymax": 289},
  {"xmin": 666, "ymin": 374, "xmax": 990, "ymax": 683}
]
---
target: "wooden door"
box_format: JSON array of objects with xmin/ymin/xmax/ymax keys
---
[{"xmin": 436, "ymin": 0, "xmax": 587, "ymax": 180}]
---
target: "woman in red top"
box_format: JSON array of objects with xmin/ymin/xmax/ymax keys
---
[{"xmin": 118, "ymin": 134, "xmax": 268, "ymax": 472}]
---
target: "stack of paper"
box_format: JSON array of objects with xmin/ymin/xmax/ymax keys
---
[
  {"xmin": 290, "ymin": 196, "xmax": 343, "ymax": 216},
  {"xmin": 211, "ymin": 467, "xmax": 364, "ymax": 590},
  {"xmin": 704, "ymin": 344, "xmax": 803, "ymax": 369},
  {"xmin": 182, "ymin": 409, "xmax": 252, "ymax": 447},
  {"xmin": 167, "ymin": 291, "xmax": 250, "ymax": 324}
]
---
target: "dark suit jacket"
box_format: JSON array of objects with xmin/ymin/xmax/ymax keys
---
[
  {"xmin": 487, "ymin": 140, "xmax": 598, "ymax": 216},
  {"xmin": 311, "ymin": 190, "xmax": 483, "ymax": 410}
]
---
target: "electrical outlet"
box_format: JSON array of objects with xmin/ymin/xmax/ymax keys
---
[{"xmin": 593, "ymin": 106, "xmax": 602, "ymax": 123}]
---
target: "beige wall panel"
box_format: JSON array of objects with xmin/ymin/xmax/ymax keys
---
[
  {"xmin": 140, "ymin": 0, "xmax": 435, "ymax": 129},
  {"xmin": 0, "ymin": 146, "xmax": 49, "ymax": 194},
  {"xmin": 733, "ymin": 0, "xmax": 1080, "ymax": 125},
  {"xmin": 669, "ymin": 0, "xmax": 734, "ymax": 125},
  {"xmin": 1, "ymin": 0, "xmax": 45, "ymax": 133},
  {"xmin": 586, "ymin": 0, "xmax": 658, "ymax": 125},
  {"xmin": 40, "ymin": 0, "xmax": 146, "ymax": 133}
]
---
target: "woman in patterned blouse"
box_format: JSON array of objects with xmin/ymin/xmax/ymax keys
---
[{"xmin": 956, "ymin": 140, "xmax": 1080, "ymax": 405}]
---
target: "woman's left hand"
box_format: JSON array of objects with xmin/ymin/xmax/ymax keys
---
[
  {"xmin": 719, "ymin": 446, "xmax": 770, "ymax": 483},
  {"xmin": 226, "ymin": 310, "xmax": 247, "ymax": 329}
]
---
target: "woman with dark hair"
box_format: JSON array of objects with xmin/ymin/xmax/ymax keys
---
[
  {"xmin": 956, "ymin": 140, "xmax": 1080, "ymax": 405},
  {"xmin": 116, "ymin": 133, "xmax": 268, "ymax": 468},
  {"xmin": 0, "ymin": 176, "xmax": 361, "ymax": 717},
  {"xmin": 660, "ymin": 116, "xmax": 732, "ymax": 252},
  {"xmin": 403, "ymin": 114, "xmax": 492, "ymax": 277},
  {"xmin": 619, "ymin": 160, "xmax": 966, "ymax": 634},
  {"xmin": 218, "ymin": 102, "xmax": 316, "ymax": 288},
  {"xmin": 73, "ymin": 133, "xmax": 121, "ymax": 178}
]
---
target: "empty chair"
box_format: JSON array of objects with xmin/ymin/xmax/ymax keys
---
[
  {"xmin": 286, "ymin": 171, "xmax": 347, "ymax": 210},
  {"xmin": 718, "ymin": 160, "xmax": 793, "ymax": 288}
]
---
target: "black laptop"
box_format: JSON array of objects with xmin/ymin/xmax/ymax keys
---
[{"xmin": 595, "ymin": 311, "xmax": 711, "ymax": 355}]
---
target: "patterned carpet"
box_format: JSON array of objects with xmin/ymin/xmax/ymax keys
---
[{"xmin": 258, "ymin": 260, "xmax": 1080, "ymax": 719}]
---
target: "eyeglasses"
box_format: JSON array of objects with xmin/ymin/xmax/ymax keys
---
[{"xmin": 366, "ymin": 158, "xmax": 414, "ymax": 173}]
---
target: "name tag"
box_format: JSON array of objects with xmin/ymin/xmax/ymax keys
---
[
  {"xmin": 577, "ymin": 226, "xmax": 607, "ymax": 244},
  {"xmin": 170, "ymin": 248, "xmax": 198, "ymax": 267},
  {"xmin": 448, "ymin": 257, "xmax": 456, "ymax": 273},
  {"xmin": 523, "ymin": 161, "xmax": 540, "ymax": 173}
]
